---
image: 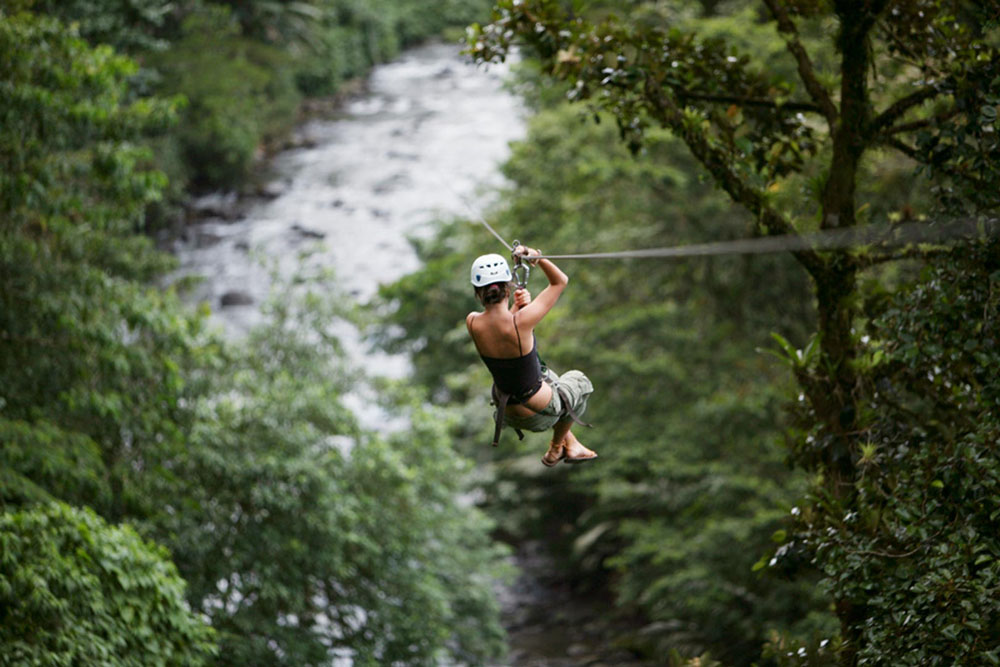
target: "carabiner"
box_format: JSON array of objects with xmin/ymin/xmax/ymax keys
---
[{"xmin": 510, "ymin": 240, "xmax": 530, "ymax": 289}]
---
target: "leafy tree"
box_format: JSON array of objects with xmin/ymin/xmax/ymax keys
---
[
  {"xmin": 149, "ymin": 5, "xmax": 301, "ymax": 190},
  {"xmin": 144, "ymin": 275, "xmax": 508, "ymax": 666},
  {"xmin": 295, "ymin": 0, "xmax": 495, "ymax": 96},
  {"xmin": 793, "ymin": 241, "xmax": 1000, "ymax": 665},
  {"xmin": 1, "ymin": 10, "xmax": 507, "ymax": 665},
  {"xmin": 465, "ymin": 0, "xmax": 1000, "ymax": 662},
  {"xmin": 211, "ymin": 0, "xmax": 326, "ymax": 44},
  {"xmin": 29, "ymin": 0, "xmax": 174, "ymax": 52},
  {"xmin": 0, "ymin": 502, "xmax": 216, "ymax": 666},
  {"xmin": 0, "ymin": 7, "xmax": 185, "ymax": 518},
  {"xmin": 0, "ymin": 13, "xmax": 217, "ymax": 662}
]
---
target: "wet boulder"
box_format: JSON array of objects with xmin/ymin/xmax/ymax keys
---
[{"xmin": 220, "ymin": 290, "xmax": 254, "ymax": 307}]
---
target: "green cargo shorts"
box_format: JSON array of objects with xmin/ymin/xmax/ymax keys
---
[{"xmin": 502, "ymin": 368, "xmax": 594, "ymax": 433}]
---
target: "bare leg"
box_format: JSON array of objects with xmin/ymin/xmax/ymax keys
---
[{"xmin": 551, "ymin": 419, "xmax": 573, "ymax": 447}]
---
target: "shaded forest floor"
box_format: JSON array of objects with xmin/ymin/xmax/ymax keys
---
[{"xmin": 497, "ymin": 541, "xmax": 659, "ymax": 666}]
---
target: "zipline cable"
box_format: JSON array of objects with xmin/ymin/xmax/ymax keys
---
[
  {"xmin": 473, "ymin": 212, "xmax": 514, "ymax": 253},
  {"xmin": 523, "ymin": 217, "xmax": 999, "ymax": 262},
  {"xmin": 432, "ymin": 166, "xmax": 996, "ymax": 263},
  {"xmin": 430, "ymin": 173, "xmax": 515, "ymax": 252}
]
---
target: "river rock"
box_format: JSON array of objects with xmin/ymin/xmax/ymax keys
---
[
  {"xmin": 280, "ymin": 131, "xmax": 316, "ymax": 151},
  {"xmin": 387, "ymin": 150, "xmax": 419, "ymax": 161},
  {"xmin": 373, "ymin": 172, "xmax": 408, "ymax": 194},
  {"xmin": 291, "ymin": 224, "xmax": 326, "ymax": 239},
  {"xmin": 220, "ymin": 291, "xmax": 254, "ymax": 307},
  {"xmin": 187, "ymin": 191, "xmax": 241, "ymax": 221},
  {"xmin": 256, "ymin": 180, "xmax": 288, "ymax": 200},
  {"xmin": 195, "ymin": 231, "xmax": 224, "ymax": 248}
]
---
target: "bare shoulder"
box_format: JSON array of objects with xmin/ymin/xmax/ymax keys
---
[{"xmin": 465, "ymin": 312, "xmax": 478, "ymax": 330}]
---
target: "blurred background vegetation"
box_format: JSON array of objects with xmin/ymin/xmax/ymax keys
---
[
  {"xmin": 28, "ymin": 0, "xmax": 493, "ymax": 198},
  {"xmin": 1, "ymin": 0, "xmax": 505, "ymax": 664},
  {"xmin": 2, "ymin": 0, "xmax": 999, "ymax": 665}
]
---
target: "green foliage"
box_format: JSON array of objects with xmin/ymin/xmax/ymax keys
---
[
  {"xmin": 292, "ymin": 0, "xmax": 401, "ymax": 96},
  {"xmin": 151, "ymin": 6, "xmax": 301, "ymax": 190},
  {"xmin": 30, "ymin": 0, "xmax": 173, "ymax": 52},
  {"xmin": 0, "ymin": 502, "xmax": 216, "ymax": 666},
  {"xmin": 783, "ymin": 241, "xmax": 1000, "ymax": 665},
  {"xmin": 464, "ymin": 1, "xmax": 1000, "ymax": 663},
  {"xmin": 0, "ymin": 8, "xmax": 188, "ymax": 520},
  {"xmin": 469, "ymin": 0, "xmax": 1000, "ymax": 209},
  {"xmin": 391, "ymin": 0, "xmax": 494, "ymax": 46},
  {"xmin": 212, "ymin": 0, "xmax": 327, "ymax": 44},
  {"xmin": 294, "ymin": 0, "xmax": 494, "ymax": 96},
  {"xmin": 0, "ymin": 9, "xmax": 176, "ymax": 223},
  {"xmin": 2, "ymin": 10, "xmax": 507, "ymax": 665},
  {"xmin": 28, "ymin": 0, "xmax": 495, "ymax": 197},
  {"xmin": 0, "ymin": 419, "xmax": 107, "ymax": 508},
  {"xmin": 144, "ymin": 275, "xmax": 508, "ymax": 665}
]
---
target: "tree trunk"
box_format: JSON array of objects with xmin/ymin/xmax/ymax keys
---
[{"xmin": 815, "ymin": 4, "xmax": 887, "ymax": 664}]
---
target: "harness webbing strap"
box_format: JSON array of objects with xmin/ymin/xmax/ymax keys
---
[
  {"xmin": 555, "ymin": 384, "xmax": 592, "ymax": 429},
  {"xmin": 488, "ymin": 378, "xmax": 591, "ymax": 447},
  {"xmin": 490, "ymin": 384, "xmax": 524, "ymax": 447}
]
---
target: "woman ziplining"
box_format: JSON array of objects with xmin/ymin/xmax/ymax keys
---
[
  {"xmin": 466, "ymin": 245, "xmax": 598, "ymax": 466},
  {"xmin": 458, "ymin": 212, "xmax": 997, "ymax": 467}
]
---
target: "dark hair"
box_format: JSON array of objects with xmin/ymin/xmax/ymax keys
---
[{"xmin": 475, "ymin": 281, "xmax": 509, "ymax": 305}]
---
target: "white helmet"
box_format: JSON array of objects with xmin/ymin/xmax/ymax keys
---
[{"xmin": 470, "ymin": 253, "xmax": 512, "ymax": 287}]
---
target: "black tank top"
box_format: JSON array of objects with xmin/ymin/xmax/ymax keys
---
[{"xmin": 478, "ymin": 338, "xmax": 544, "ymax": 404}]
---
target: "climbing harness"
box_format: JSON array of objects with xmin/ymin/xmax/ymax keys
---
[
  {"xmin": 471, "ymin": 307, "xmax": 592, "ymax": 447},
  {"xmin": 489, "ymin": 385, "xmax": 525, "ymax": 447},
  {"xmin": 489, "ymin": 375, "xmax": 592, "ymax": 447}
]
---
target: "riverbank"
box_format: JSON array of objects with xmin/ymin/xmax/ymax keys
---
[{"xmin": 499, "ymin": 540, "xmax": 660, "ymax": 666}]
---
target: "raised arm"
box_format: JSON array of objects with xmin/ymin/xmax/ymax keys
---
[{"xmin": 512, "ymin": 246, "xmax": 567, "ymax": 330}]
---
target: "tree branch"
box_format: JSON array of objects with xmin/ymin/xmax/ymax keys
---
[
  {"xmin": 885, "ymin": 137, "xmax": 924, "ymax": 164},
  {"xmin": 644, "ymin": 75, "xmax": 826, "ymax": 278},
  {"xmin": 871, "ymin": 86, "xmax": 942, "ymax": 135},
  {"xmin": 672, "ymin": 89, "xmax": 823, "ymax": 113},
  {"xmin": 885, "ymin": 107, "xmax": 958, "ymax": 135},
  {"xmin": 763, "ymin": 0, "xmax": 838, "ymax": 127},
  {"xmin": 886, "ymin": 138, "xmax": 991, "ymax": 190},
  {"xmin": 885, "ymin": 137, "xmax": 920, "ymax": 160},
  {"xmin": 877, "ymin": 17, "xmax": 947, "ymax": 79},
  {"xmin": 857, "ymin": 244, "xmax": 952, "ymax": 268}
]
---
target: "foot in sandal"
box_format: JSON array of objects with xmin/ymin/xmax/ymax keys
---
[
  {"xmin": 563, "ymin": 431, "xmax": 598, "ymax": 463},
  {"xmin": 541, "ymin": 442, "xmax": 565, "ymax": 467}
]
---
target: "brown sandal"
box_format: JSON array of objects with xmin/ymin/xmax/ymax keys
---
[{"xmin": 541, "ymin": 443, "xmax": 566, "ymax": 467}]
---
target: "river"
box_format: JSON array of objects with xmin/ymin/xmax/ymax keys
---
[{"xmin": 169, "ymin": 41, "xmax": 523, "ymax": 429}]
